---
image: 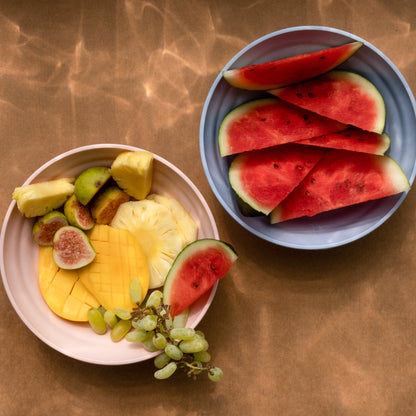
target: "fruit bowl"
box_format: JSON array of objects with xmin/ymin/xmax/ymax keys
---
[
  {"xmin": 200, "ymin": 26, "xmax": 416, "ymax": 249},
  {"xmin": 0, "ymin": 144, "xmax": 219, "ymax": 365}
]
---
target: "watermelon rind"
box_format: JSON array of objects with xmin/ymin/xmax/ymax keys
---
[
  {"xmin": 218, "ymin": 97, "xmax": 347, "ymax": 156},
  {"xmin": 163, "ymin": 239, "xmax": 238, "ymax": 317},
  {"xmin": 228, "ymin": 144, "xmax": 325, "ymax": 215},
  {"xmin": 270, "ymin": 151, "xmax": 410, "ymax": 224},
  {"xmin": 269, "ymin": 70, "xmax": 386, "ymax": 134},
  {"xmin": 222, "ymin": 41, "xmax": 363, "ymax": 90}
]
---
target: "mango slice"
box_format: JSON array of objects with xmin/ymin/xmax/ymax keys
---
[
  {"xmin": 38, "ymin": 246, "xmax": 100, "ymax": 321},
  {"xmin": 78, "ymin": 225, "xmax": 150, "ymax": 311}
]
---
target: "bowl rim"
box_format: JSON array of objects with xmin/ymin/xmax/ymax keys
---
[
  {"xmin": 1, "ymin": 143, "xmax": 219, "ymax": 364},
  {"xmin": 199, "ymin": 25, "xmax": 416, "ymax": 250}
]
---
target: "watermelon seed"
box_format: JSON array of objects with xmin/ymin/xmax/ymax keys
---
[
  {"xmin": 286, "ymin": 120, "xmax": 291, "ymax": 124},
  {"xmin": 307, "ymin": 92, "xmax": 314, "ymax": 98},
  {"xmin": 273, "ymin": 163, "xmax": 279, "ymax": 169},
  {"xmin": 296, "ymin": 93, "xmax": 303, "ymax": 98},
  {"xmin": 305, "ymin": 190, "xmax": 310, "ymax": 196},
  {"xmin": 311, "ymin": 178, "xmax": 316, "ymax": 183},
  {"xmin": 193, "ymin": 282, "xmax": 199, "ymax": 287},
  {"xmin": 320, "ymin": 56, "xmax": 326, "ymax": 59},
  {"xmin": 303, "ymin": 114, "xmax": 309, "ymax": 120},
  {"xmin": 296, "ymin": 165, "xmax": 303, "ymax": 170},
  {"xmin": 210, "ymin": 264, "xmax": 216, "ymax": 271},
  {"xmin": 343, "ymin": 134, "xmax": 351, "ymax": 137},
  {"xmin": 261, "ymin": 118, "xmax": 266, "ymax": 121}
]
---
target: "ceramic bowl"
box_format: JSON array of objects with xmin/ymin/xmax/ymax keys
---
[
  {"xmin": 200, "ymin": 26, "xmax": 416, "ymax": 249},
  {"xmin": 0, "ymin": 144, "xmax": 218, "ymax": 364}
]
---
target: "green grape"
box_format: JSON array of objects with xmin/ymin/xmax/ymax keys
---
[
  {"xmin": 154, "ymin": 362, "xmax": 177, "ymax": 380},
  {"xmin": 129, "ymin": 278, "xmax": 142, "ymax": 304},
  {"xmin": 87, "ymin": 308, "xmax": 107, "ymax": 335},
  {"xmin": 208, "ymin": 367, "xmax": 223, "ymax": 382},
  {"xmin": 138, "ymin": 314, "xmax": 158, "ymax": 331},
  {"xmin": 110, "ymin": 318, "xmax": 132, "ymax": 342},
  {"xmin": 170, "ymin": 327, "xmax": 195, "ymax": 340},
  {"xmin": 165, "ymin": 344, "xmax": 183, "ymax": 361},
  {"xmin": 152, "ymin": 333, "xmax": 167, "ymax": 350},
  {"xmin": 142, "ymin": 339, "xmax": 159, "ymax": 352},
  {"xmin": 195, "ymin": 330, "xmax": 205, "ymax": 339},
  {"xmin": 154, "ymin": 352, "xmax": 171, "ymax": 369},
  {"xmin": 146, "ymin": 290, "xmax": 163, "ymax": 309},
  {"xmin": 125, "ymin": 328, "xmax": 150, "ymax": 343},
  {"xmin": 113, "ymin": 307, "xmax": 132, "ymax": 320},
  {"xmin": 103, "ymin": 310, "xmax": 118, "ymax": 328},
  {"xmin": 172, "ymin": 308, "xmax": 189, "ymax": 328},
  {"xmin": 193, "ymin": 350, "xmax": 211, "ymax": 363},
  {"xmin": 98, "ymin": 306, "xmax": 106, "ymax": 316},
  {"xmin": 179, "ymin": 337, "xmax": 208, "ymax": 354}
]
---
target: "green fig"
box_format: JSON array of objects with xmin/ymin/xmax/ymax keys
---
[
  {"xmin": 90, "ymin": 186, "xmax": 129, "ymax": 224},
  {"xmin": 32, "ymin": 211, "xmax": 68, "ymax": 246},
  {"xmin": 74, "ymin": 167, "xmax": 111, "ymax": 205},
  {"xmin": 52, "ymin": 226, "xmax": 96, "ymax": 269},
  {"xmin": 64, "ymin": 194, "xmax": 95, "ymax": 230}
]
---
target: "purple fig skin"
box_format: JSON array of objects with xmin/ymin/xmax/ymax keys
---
[
  {"xmin": 52, "ymin": 226, "xmax": 96, "ymax": 270},
  {"xmin": 64, "ymin": 194, "xmax": 95, "ymax": 230},
  {"xmin": 32, "ymin": 211, "xmax": 68, "ymax": 246}
]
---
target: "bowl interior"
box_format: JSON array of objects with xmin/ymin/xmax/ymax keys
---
[
  {"xmin": 1, "ymin": 144, "xmax": 218, "ymax": 364},
  {"xmin": 200, "ymin": 26, "xmax": 416, "ymax": 249}
]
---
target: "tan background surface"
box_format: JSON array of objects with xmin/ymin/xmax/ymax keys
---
[{"xmin": 1, "ymin": 1, "xmax": 416, "ymax": 415}]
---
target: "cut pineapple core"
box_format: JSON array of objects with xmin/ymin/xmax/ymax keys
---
[
  {"xmin": 110, "ymin": 151, "xmax": 153, "ymax": 200},
  {"xmin": 147, "ymin": 193, "xmax": 198, "ymax": 248},
  {"xmin": 38, "ymin": 246, "xmax": 100, "ymax": 322},
  {"xmin": 111, "ymin": 200, "xmax": 183, "ymax": 289},
  {"xmin": 13, "ymin": 178, "xmax": 75, "ymax": 218},
  {"xmin": 79, "ymin": 225, "xmax": 150, "ymax": 311}
]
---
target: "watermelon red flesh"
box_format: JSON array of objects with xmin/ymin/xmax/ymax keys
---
[
  {"xmin": 294, "ymin": 127, "xmax": 391, "ymax": 155},
  {"xmin": 270, "ymin": 149, "xmax": 410, "ymax": 224},
  {"xmin": 219, "ymin": 97, "xmax": 347, "ymax": 156},
  {"xmin": 269, "ymin": 70, "xmax": 386, "ymax": 133},
  {"xmin": 223, "ymin": 41, "xmax": 363, "ymax": 90},
  {"xmin": 163, "ymin": 239, "xmax": 238, "ymax": 318},
  {"xmin": 229, "ymin": 144, "xmax": 326, "ymax": 215}
]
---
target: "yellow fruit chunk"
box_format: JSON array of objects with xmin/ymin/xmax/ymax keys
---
[
  {"xmin": 111, "ymin": 200, "xmax": 183, "ymax": 289},
  {"xmin": 110, "ymin": 151, "xmax": 153, "ymax": 200},
  {"xmin": 13, "ymin": 178, "xmax": 75, "ymax": 218},
  {"xmin": 38, "ymin": 246, "xmax": 100, "ymax": 321},
  {"xmin": 78, "ymin": 225, "xmax": 150, "ymax": 311},
  {"xmin": 147, "ymin": 193, "xmax": 198, "ymax": 248}
]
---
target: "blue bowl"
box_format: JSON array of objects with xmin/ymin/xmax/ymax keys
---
[{"xmin": 199, "ymin": 26, "xmax": 416, "ymax": 250}]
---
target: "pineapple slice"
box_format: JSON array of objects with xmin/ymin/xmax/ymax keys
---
[
  {"xmin": 79, "ymin": 225, "xmax": 150, "ymax": 311},
  {"xmin": 110, "ymin": 151, "xmax": 153, "ymax": 200},
  {"xmin": 13, "ymin": 178, "xmax": 75, "ymax": 218},
  {"xmin": 111, "ymin": 200, "xmax": 183, "ymax": 289},
  {"xmin": 38, "ymin": 246, "xmax": 100, "ymax": 322},
  {"xmin": 147, "ymin": 193, "xmax": 198, "ymax": 248}
]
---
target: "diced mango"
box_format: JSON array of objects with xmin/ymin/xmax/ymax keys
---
[
  {"xmin": 38, "ymin": 246, "xmax": 100, "ymax": 321},
  {"xmin": 78, "ymin": 225, "xmax": 150, "ymax": 311}
]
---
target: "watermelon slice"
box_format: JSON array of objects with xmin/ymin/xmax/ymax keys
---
[
  {"xmin": 269, "ymin": 70, "xmax": 386, "ymax": 133},
  {"xmin": 270, "ymin": 149, "xmax": 410, "ymax": 224},
  {"xmin": 219, "ymin": 97, "xmax": 347, "ymax": 156},
  {"xmin": 163, "ymin": 239, "xmax": 238, "ymax": 317},
  {"xmin": 229, "ymin": 144, "xmax": 326, "ymax": 215},
  {"xmin": 223, "ymin": 41, "xmax": 362, "ymax": 90},
  {"xmin": 295, "ymin": 127, "xmax": 391, "ymax": 155}
]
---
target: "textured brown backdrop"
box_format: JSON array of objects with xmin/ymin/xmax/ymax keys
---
[{"xmin": 1, "ymin": 1, "xmax": 416, "ymax": 415}]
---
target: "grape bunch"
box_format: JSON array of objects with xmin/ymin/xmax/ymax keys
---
[{"xmin": 87, "ymin": 283, "xmax": 223, "ymax": 382}]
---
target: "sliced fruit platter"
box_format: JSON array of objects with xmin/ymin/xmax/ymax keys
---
[
  {"xmin": 1, "ymin": 144, "xmax": 237, "ymax": 375},
  {"xmin": 200, "ymin": 27, "xmax": 416, "ymax": 249}
]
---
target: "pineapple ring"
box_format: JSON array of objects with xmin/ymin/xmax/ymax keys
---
[{"xmin": 111, "ymin": 200, "xmax": 183, "ymax": 289}]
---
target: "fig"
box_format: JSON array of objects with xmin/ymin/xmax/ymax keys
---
[
  {"xmin": 52, "ymin": 226, "xmax": 96, "ymax": 269},
  {"xmin": 32, "ymin": 211, "xmax": 68, "ymax": 246},
  {"xmin": 90, "ymin": 186, "xmax": 129, "ymax": 224},
  {"xmin": 74, "ymin": 167, "xmax": 111, "ymax": 205},
  {"xmin": 64, "ymin": 194, "xmax": 95, "ymax": 230}
]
